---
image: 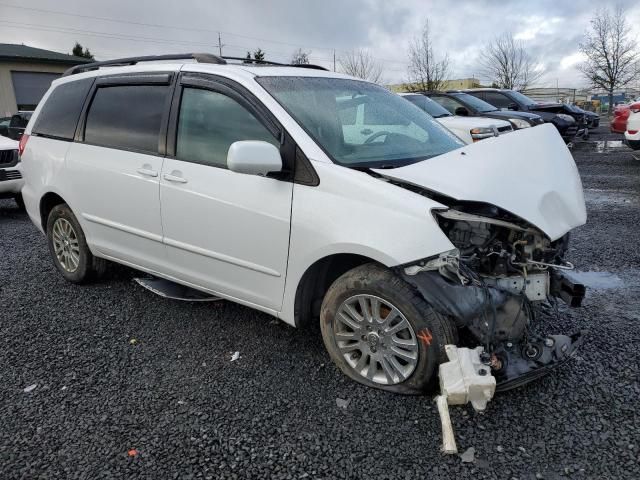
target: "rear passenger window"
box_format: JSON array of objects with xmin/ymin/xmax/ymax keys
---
[
  {"xmin": 176, "ymin": 87, "xmax": 278, "ymax": 168},
  {"xmin": 32, "ymin": 78, "xmax": 93, "ymax": 140},
  {"xmin": 84, "ymin": 85, "xmax": 168, "ymax": 153}
]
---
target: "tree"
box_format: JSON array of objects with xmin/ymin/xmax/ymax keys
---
[
  {"xmin": 579, "ymin": 6, "xmax": 639, "ymax": 114},
  {"xmin": 244, "ymin": 49, "xmax": 266, "ymax": 64},
  {"xmin": 338, "ymin": 49, "xmax": 383, "ymax": 83},
  {"xmin": 291, "ymin": 48, "xmax": 310, "ymax": 65},
  {"xmin": 242, "ymin": 48, "xmax": 266, "ymax": 63},
  {"xmin": 479, "ymin": 33, "xmax": 543, "ymax": 90},
  {"xmin": 406, "ymin": 20, "xmax": 450, "ymax": 92},
  {"xmin": 71, "ymin": 42, "xmax": 94, "ymax": 60}
]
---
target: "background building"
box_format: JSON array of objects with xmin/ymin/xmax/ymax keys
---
[
  {"xmin": 0, "ymin": 44, "xmax": 90, "ymax": 116},
  {"xmin": 389, "ymin": 77, "xmax": 483, "ymax": 93}
]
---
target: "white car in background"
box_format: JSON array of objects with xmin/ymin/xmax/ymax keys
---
[
  {"xmin": 624, "ymin": 109, "xmax": 640, "ymax": 151},
  {"xmin": 399, "ymin": 93, "xmax": 512, "ymax": 143},
  {"xmin": 0, "ymin": 134, "xmax": 23, "ymax": 209}
]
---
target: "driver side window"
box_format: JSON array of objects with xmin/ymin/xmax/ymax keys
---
[{"xmin": 176, "ymin": 87, "xmax": 278, "ymax": 168}]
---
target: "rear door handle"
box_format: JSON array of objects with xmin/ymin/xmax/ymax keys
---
[
  {"xmin": 361, "ymin": 128, "xmax": 373, "ymax": 135},
  {"xmin": 137, "ymin": 165, "xmax": 158, "ymax": 177},
  {"xmin": 163, "ymin": 172, "xmax": 188, "ymax": 184}
]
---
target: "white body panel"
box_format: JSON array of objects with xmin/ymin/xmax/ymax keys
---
[
  {"xmin": 159, "ymin": 158, "xmax": 293, "ymax": 311},
  {"xmin": 0, "ymin": 136, "xmax": 22, "ymax": 195},
  {"xmin": 373, "ymin": 124, "xmax": 587, "ymax": 241},
  {"xmin": 436, "ymin": 116, "xmax": 511, "ymax": 144},
  {"xmin": 20, "ymin": 136, "xmax": 71, "ymax": 228},
  {"xmin": 64, "ymin": 143, "xmax": 166, "ymax": 270},
  {"xmin": 21, "ymin": 63, "xmax": 587, "ymax": 329},
  {"xmin": 625, "ymin": 111, "xmax": 640, "ymax": 142}
]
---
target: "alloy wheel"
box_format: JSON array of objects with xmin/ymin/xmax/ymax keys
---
[
  {"xmin": 334, "ymin": 294, "xmax": 419, "ymax": 385},
  {"xmin": 52, "ymin": 218, "xmax": 80, "ymax": 273}
]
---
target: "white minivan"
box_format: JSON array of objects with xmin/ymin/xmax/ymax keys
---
[{"xmin": 21, "ymin": 54, "xmax": 587, "ymax": 394}]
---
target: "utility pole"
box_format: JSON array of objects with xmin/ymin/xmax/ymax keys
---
[
  {"xmin": 333, "ymin": 49, "xmax": 336, "ymax": 72},
  {"xmin": 217, "ymin": 32, "xmax": 224, "ymax": 56}
]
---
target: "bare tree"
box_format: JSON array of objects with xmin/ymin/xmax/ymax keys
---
[
  {"xmin": 291, "ymin": 48, "xmax": 310, "ymax": 65},
  {"xmin": 406, "ymin": 20, "xmax": 450, "ymax": 92},
  {"xmin": 338, "ymin": 50, "xmax": 383, "ymax": 83},
  {"xmin": 579, "ymin": 6, "xmax": 639, "ymax": 114},
  {"xmin": 480, "ymin": 33, "xmax": 543, "ymax": 90}
]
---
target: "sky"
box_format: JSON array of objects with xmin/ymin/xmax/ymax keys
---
[{"xmin": 1, "ymin": 0, "xmax": 639, "ymax": 89}]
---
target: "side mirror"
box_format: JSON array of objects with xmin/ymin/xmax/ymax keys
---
[
  {"xmin": 507, "ymin": 103, "xmax": 519, "ymax": 111},
  {"xmin": 227, "ymin": 140, "xmax": 282, "ymax": 176},
  {"xmin": 454, "ymin": 106, "xmax": 469, "ymax": 116}
]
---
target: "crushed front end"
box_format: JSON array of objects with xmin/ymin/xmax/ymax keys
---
[{"xmin": 401, "ymin": 205, "xmax": 585, "ymax": 392}]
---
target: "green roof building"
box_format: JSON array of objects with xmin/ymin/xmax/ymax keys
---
[{"xmin": 0, "ymin": 44, "xmax": 91, "ymax": 116}]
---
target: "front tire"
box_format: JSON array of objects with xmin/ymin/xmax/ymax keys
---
[
  {"xmin": 46, "ymin": 204, "xmax": 106, "ymax": 283},
  {"xmin": 320, "ymin": 263, "xmax": 456, "ymax": 395}
]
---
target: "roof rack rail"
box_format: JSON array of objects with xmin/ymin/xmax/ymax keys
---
[
  {"xmin": 62, "ymin": 53, "xmax": 226, "ymax": 77},
  {"xmin": 62, "ymin": 52, "xmax": 329, "ymax": 77},
  {"xmin": 221, "ymin": 56, "xmax": 328, "ymax": 71}
]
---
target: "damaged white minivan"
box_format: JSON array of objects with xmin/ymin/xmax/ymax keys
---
[{"xmin": 21, "ymin": 54, "xmax": 587, "ymax": 395}]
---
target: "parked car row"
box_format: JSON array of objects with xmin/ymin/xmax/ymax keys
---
[
  {"xmin": 14, "ymin": 53, "xmax": 587, "ymax": 403},
  {"xmin": 397, "ymin": 88, "xmax": 595, "ymax": 143},
  {"xmin": 399, "ymin": 93, "xmax": 513, "ymax": 143}
]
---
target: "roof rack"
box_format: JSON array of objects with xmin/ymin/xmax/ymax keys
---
[
  {"xmin": 221, "ymin": 56, "xmax": 328, "ymax": 71},
  {"xmin": 62, "ymin": 52, "xmax": 329, "ymax": 76},
  {"xmin": 62, "ymin": 53, "xmax": 226, "ymax": 76}
]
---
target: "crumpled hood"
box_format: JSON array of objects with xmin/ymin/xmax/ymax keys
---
[{"xmin": 372, "ymin": 123, "xmax": 586, "ymax": 241}]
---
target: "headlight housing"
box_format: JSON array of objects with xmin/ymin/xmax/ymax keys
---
[
  {"xmin": 470, "ymin": 127, "xmax": 498, "ymax": 142},
  {"xmin": 556, "ymin": 113, "xmax": 575, "ymax": 123},
  {"xmin": 509, "ymin": 118, "xmax": 531, "ymax": 129}
]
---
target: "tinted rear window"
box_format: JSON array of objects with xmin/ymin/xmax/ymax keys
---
[
  {"xmin": 32, "ymin": 79, "xmax": 93, "ymax": 140},
  {"xmin": 84, "ymin": 85, "xmax": 168, "ymax": 153}
]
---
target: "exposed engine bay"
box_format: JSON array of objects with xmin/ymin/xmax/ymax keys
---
[{"xmin": 401, "ymin": 203, "xmax": 585, "ymax": 392}]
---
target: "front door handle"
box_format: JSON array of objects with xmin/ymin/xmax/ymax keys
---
[
  {"xmin": 137, "ymin": 165, "xmax": 158, "ymax": 177},
  {"xmin": 163, "ymin": 171, "xmax": 188, "ymax": 184}
]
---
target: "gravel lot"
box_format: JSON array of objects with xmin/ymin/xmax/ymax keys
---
[{"xmin": 1, "ymin": 124, "xmax": 639, "ymax": 479}]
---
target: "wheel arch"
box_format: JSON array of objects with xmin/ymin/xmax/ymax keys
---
[
  {"xmin": 293, "ymin": 253, "xmax": 383, "ymax": 329},
  {"xmin": 39, "ymin": 191, "xmax": 67, "ymax": 232}
]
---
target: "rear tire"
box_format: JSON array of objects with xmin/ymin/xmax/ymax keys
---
[
  {"xmin": 46, "ymin": 204, "xmax": 107, "ymax": 283},
  {"xmin": 320, "ymin": 263, "xmax": 456, "ymax": 395}
]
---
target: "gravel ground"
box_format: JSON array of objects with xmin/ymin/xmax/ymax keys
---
[{"xmin": 1, "ymin": 124, "xmax": 639, "ymax": 479}]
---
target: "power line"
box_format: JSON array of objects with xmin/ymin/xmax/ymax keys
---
[
  {"xmin": 0, "ymin": 2, "xmax": 410, "ymax": 66},
  {"xmin": 0, "ymin": 19, "xmax": 411, "ymax": 74}
]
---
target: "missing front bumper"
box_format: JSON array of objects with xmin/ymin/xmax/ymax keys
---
[{"xmin": 493, "ymin": 331, "xmax": 584, "ymax": 392}]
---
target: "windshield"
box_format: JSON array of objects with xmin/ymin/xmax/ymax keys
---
[
  {"xmin": 257, "ymin": 77, "xmax": 464, "ymax": 168},
  {"xmin": 402, "ymin": 94, "xmax": 452, "ymax": 118},
  {"xmin": 509, "ymin": 91, "xmax": 537, "ymax": 106},
  {"xmin": 453, "ymin": 93, "xmax": 498, "ymax": 113}
]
